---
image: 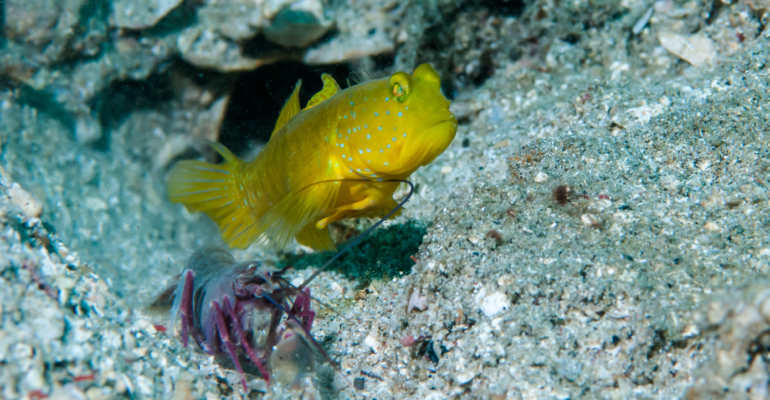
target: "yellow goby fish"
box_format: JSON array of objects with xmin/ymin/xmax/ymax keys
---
[{"xmin": 167, "ymin": 63, "xmax": 457, "ymax": 251}]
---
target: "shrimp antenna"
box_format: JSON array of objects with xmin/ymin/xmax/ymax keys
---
[
  {"xmin": 273, "ymin": 274, "xmax": 332, "ymax": 310},
  {"xmin": 272, "ymin": 274, "xmax": 353, "ymax": 323},
  {"xmin": 261, "ymin": 293, "xmax": 340, "ymax": 369},
  {"xmin": 298, "ymin": 179, "xmax": 414, "ymax": 290}
]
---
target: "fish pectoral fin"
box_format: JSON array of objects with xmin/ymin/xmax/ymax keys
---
[
  {"xmin": 305, "ymin": 74, "xmax": 340, "ymax": 110},
  {"xmin": 315, "ymin": 194, "xmax": 382, "ymax": 229},
  {"xmin": 296, "ymin": 223, "xmax": 336, "ymax": 252},
  {"xmin": 273, "ymin": 80, "xmax": 302, "ymax": 134},
  {"xmin": 372, "ymin": 198, "xmax": 402, "ymax": 219},
  {"xmin": 257, "ymin": 181, "xmax": 340, "ymax": 250}
]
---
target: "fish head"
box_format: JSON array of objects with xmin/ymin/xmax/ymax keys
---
[{"xmin": 347, "ymin": 63, "xmax": 457, "ymax": 178}]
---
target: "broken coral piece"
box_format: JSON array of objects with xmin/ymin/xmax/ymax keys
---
[
  {"xmin": 406, "ymin": 287, "xmax": 429, "ymax": 315},
  {"xmin": 479, "ymin": 291, "xmax": 510, "ymax": 318}
]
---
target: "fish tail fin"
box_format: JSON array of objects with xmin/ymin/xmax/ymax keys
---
[
  {"xmin": 296, "ymin": 223, "xmax": 336, "ymax": 252},
  {"xmin": 167, "ymin": 143, "xmax": 259, "ymax": 249}
]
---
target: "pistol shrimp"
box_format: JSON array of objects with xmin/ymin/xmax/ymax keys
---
[{"xmin": 150, "ymin": 180, "xmax": 414, "ymax": 392}]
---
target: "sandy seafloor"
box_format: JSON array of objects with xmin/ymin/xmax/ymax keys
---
[{"xmin": 1, "ymin": 0, "xmax": 770, "ymax": 399}]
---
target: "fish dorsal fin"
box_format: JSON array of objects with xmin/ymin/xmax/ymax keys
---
[
  {"xmin": 273, "ymin": 80, "xmax": 302, "ymax": 135},
  {"xmin": 305, "ymin": 74, "xmax": 340, "ymax": 110}
]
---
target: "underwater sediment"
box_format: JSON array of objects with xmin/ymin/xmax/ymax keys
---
[{"xmin": 1, "ymin": 0, "xmax": 769, "ymax": 398}]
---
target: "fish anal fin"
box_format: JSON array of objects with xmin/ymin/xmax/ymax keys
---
[
  {"xmin": 296, "ymin": 223, "xmax": 336, "ymax": 252},
  {"xmin": 273, "ymin": 80, "xmax": 302, "ymax": 135},
  {"xmin": 305, "ymin": 74, "xmax": 340, "ymax": 110},
  {"xmin": 257, "ymin": 181, "xmax": 340, "ymax": 250}
]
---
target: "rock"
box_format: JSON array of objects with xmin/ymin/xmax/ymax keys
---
[
  {"xmin": 75, "ymin": 115, "xmax": 103, "ymax": 145},
  {"xmin": 658, "ymin": 32, "xmax": 716, "ymax": 66},
  {"xmin": 581, "ymin": 214, "xmax": 599, "ymax": 227},
  {"xmin": 4, "ymin": 0, "xmax": 86, "ymax": 60},
  {"xmin": 364, "ymin": 335, "xmax": 383, "ymax": 353},
  {"xmin": 264, "ymin": 0, "xmax": 332, "ymax": 48},
  {"xmin": 113, "ymin": 0, "xmax": 186, "ymax": 30},
  {"xmin": 4, "ymin": 0, "xmax": 61, "ymax": 47},
  {"xmin": 177, "ymin": 26, "xmax": 289, "ymax": 72},
  {"xmin": 111, "ymin": 69, "xmax": 231, "ymax": 169},
  {"xmin": 197, "ymin": 0, "xmax": 268, "ymax": 42},
  {"xmin": 84, "ymin": 197, "xmax": 108, "ymax": 212},
  {"xmin": 304, "ymin": 31, "xmax": 393, "ymax": 64},
  {"xmin": 455, "ymin": 369, "xmax": 478, "ymax": 385},
  {"xmin": 174, "ymin": 0, "xmax": 289, "ymax": 72},
  {"xmin": 7, "ymin": 183, "xmax": 43, "ymax": 219}
]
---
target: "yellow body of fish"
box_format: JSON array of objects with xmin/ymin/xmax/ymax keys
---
[{"xmin": 167, "ymin": 64, "xmax": 457, "ymax": 251}]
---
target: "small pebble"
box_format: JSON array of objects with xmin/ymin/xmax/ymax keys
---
[
  {"xmin": 480, "ymin": 292, "xmax": 510, "ymax": 317},
  {"xmin": 581, "ymin": 214, "xmax": 599, "ymax": 226}
]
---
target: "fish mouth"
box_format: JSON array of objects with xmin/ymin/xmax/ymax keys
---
[
  {"xmin": 413, "ymin": 116, "xmax": 458, "ymax": 166},
  {"xmin": 429, "ymin": 116, "xmax": 458, "ymax": 129}
]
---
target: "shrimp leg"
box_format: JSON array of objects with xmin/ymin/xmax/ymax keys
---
[
  {"xmin": 211, "ymin": 300, "xmax": 249, "ymax": 391},
  {"xmin": 289, "ymin": 288, "xmax": 315, "ymax": 331},
  {"xmin": 179, "ymin": 271, "xmax": 193, "ymax": 348},
  {"xmin": 179, "ymin": 270, "xmax": 212, "ymax": 353},
  {"xmin": 221, "ymin": 296, "xmax": 271, "ymax": 384}
]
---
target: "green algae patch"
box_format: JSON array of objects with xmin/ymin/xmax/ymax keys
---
[{"xmin": 281, "ymin": 221, "xmax": 427, "ymax": 286}]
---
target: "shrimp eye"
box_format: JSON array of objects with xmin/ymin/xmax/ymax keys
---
[{"xmin": 388, "ymin": 72, "xmax": 411, "ymax": 102}]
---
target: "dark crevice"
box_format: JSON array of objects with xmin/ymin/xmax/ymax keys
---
[
  {"xmin": 241, "ymin": 35, "xmax": 295, "ymax": 59},
  {"xmin": 218, "ymin": 61, "xmax": 351, "ymax": 155},
  {"xmin": 92, "ymin": 59, "xmax": 233, "ymax": 152},
  {"xmin": 477, "ymin": 0, "xmax": 527, "ymax": 17},
  {"xmin": 647, "ymin": 329, "xmax": 667, "ymax": 359},
  {"xmin": 747, "ymin": 329, "xmax": 770, "ymax": 366},
  {"xmin": 458, "ymin": 0, "xmax": 527, "ymax": 17},
  {"xmin": 563, "ymin": 33, "xmax": 580, "ymax": 45},
  {"xmin": 705, "ymin": 0, "xmax": 724, "ymax": 25},
  {"xmin": 16, "ymin": 84, "xmax": 76, "ymax": 133},
  {"xmin": 370, "ymin": 52, "xmax": 396, "ymax": 72},
  {"xmin": 92, "ymin": 69, "xmax": 176, "ymax": 151},
  {"xmin": 0, "ymin": 0, "xmax": 6, "ymax": 49},
  {"xmin": 78, "ymin": 0, "xmax": 111, "ymax": 26},
  {"xmin": 471, "ymin": 50, "xmax": 495, "ymax": 86},
  {"xmin": 142, "ymin": 0, "xmax": 200, "ymax": 37},
  {"xmin": 311, "ymin": 26, "xmax": 341, "ymax": 50}
]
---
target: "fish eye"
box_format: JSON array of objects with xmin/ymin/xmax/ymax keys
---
[
  {"xmin": 388, "ymin": 72, "xmax": 411, "ymax": 102},
  {"xmin": 393, "ymin": 83, "xmax": 403, "ymax": 97}
]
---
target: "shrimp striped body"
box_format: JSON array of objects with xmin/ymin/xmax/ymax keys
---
[{"xmin": 167, "ymin": 63, "xmax": 457, "ymax": 251}]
